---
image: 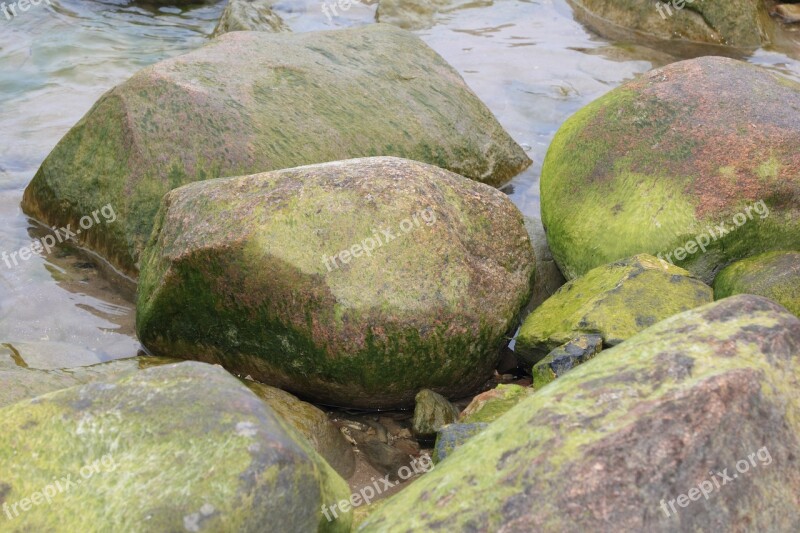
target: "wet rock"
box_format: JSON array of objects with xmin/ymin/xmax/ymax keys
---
[
  {"xmin": 516, "ymin": 254, "xmax": 712, "ymax": 364},
  {"xmin": 22, "ymin": 24, "xmax": 530, "ymax": 275},
  {"xmin": 0, "ymin": 355, "xmax": 178, "ymax": 409},
  {"xmin": 358, "ymin": 295, "xmax": 800, "ymax": 531},
  {"xmin": 713, "ymin": 250, "xmax": 800, "ymax": 317},
  {"xmin": 459, "ymin": 384, "xmax": 532, "ymax": 424},
  {"xmin": 523, "ymin": 216, "xmax": 566, "ymax": 309},
  {"xmin": 376, "ymin": 0, "xmax": 488, "ymax": 30},
  {"xmin": 245, "ymin": 381, "xmax": 356, "ymax": 478},
  {"xmin": 0, "ymin": 362, "xmax": 351, "ymax": 532},
  {"xmin": 531, "ymin": 333, "xmax": 602, "ymax": 390},
  {"xmin": 569, "ymin": 0, "xmax": 771, "ymax": 48},
  {"xmin": 775, "ymin": 4, "xmax": 800, "ymax": 23},
  {"xmin": 541, "ymin": 57, "xmax": 800, "ymax": 283},
  {"xmin": 412, "ymin": 389, "xmax": 460, "ymax": 439},
  {"xmin": 432, "ymin": 423, "xmax": 488, "ymax": 464},
  {"xmin": 137, "ymin": 157, "xmax": 535, "ymax": 409},
  {"xmin": 212, "ymin": 0, "xmax": 290, "ymax": 36}
]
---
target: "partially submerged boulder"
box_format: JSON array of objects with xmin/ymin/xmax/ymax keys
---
[
  {"xmin": 0, "ymin": 362, "xmax": 351, "ymax": 531},
  {"xmin": 23, "ymin": 24, "xmax": 530, "ymax": 275},
  {"xmin": 358, "ymin": 295, "xmax": 800, "ymax": 531},
  {"xmin": 136, "ymin": 157, "xmax": 536, "ymax": 408},
  {"xmin": 211, "ymin": 0, "xmax": 289, "ymax": 36},
  {"xmin": 376, "ymin": 0, "xmax": 485, "ymax": 30},
  {"xmin": 541, "ymin": 57, "xmax": 800, "ymax": 282},
  {"xmin": 713, "ymin": 250, "xmax": 800, "ymax": 317},
  {"xmin": 515, "ymin": 254, "xmax": 712, "ymax": 363}
]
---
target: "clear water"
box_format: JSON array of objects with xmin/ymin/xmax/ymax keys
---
[{"xmin": 1, "ymin": 0, "xmax": 798, "ymax": 368}]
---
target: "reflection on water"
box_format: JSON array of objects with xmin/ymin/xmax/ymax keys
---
[{"xmin": 0, "ymin": 0, "xmax": 798, "ymax": 369}]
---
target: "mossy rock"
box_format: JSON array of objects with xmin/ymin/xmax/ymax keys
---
[
  {"xmin": 0, "ymin": 355, "xmax": 179, "ymax": 409},
  {"xmin": 459, "ymin": 384, "xmax": 533, "ymax": 424},
  {"xmin": 568, "ymin": 0, "xmax": 771, "ymax": 48},
  {"xmin": 357, "ymin": 295, "xmax": 800, "ymax": 531},
  {"xmin": 515, "ymin": 254, "xmax": 712, "ymax": 364},
  {"xmin": 541, "ymin": 56, "xmax": 800, "ymax": 283},
  {"xmin": 0, "ymin": 362, "xmax": 351, "ymax": 532},
  {"xmin": 714, "ymin": 250, "xmax": 800, "ymax": 317},
  {"xmin": 531, "ymin": 333, "xmax": 602, "ymax": 390},
  {"xmin": 136, "ymin": 157, "xmax": 536, "ymax": 408},
  {"xmin": 245, "ymin": 381, "xmax": 356, "ymax": 478},
  {"xmin": 412, "ymin": 389, "xmax": 460, "ymax": 439},
  {"xmin": 432, "ymin": 422, "xmax": 488, "ymax": 464},
  {"xmin": 212, "ymin": 0, "xmax": 289, "ymax": 36},
  {"xmin": 22, "ymin": 24, "xmax": 530, "ymax": 276}
]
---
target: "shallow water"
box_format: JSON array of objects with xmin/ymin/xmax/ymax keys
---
[{"xmin": 1, "ymin": 0, "xmax": 799, "ymax": 369}]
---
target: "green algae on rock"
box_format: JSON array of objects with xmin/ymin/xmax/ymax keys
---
[
  {"xmin": 21, "ymin": 24, "xmax": 530, "ymax": 276},
  {"xmin": 568, "ymin": 0, "xmax": 771, "ymax": 48},
  {"xmin": 411, "ymin": 389, "xmax": 460, "ymax": 439},
  {"xmin": 212, "ymin": 0, "xmax": 290, "ymax": 36},
  {"xmin": 136, "ymin": 157, "xmax": 536, "ymax": 409},
  {"xmin": 531, "ymin": 333, "xmax": 602, "ymax": 390},
  {"xmin": 459, "ymin": 383, "xmax": 532, "ymax": 424},
  {"xmin": 714, "ymin": 250, "xmax": 800, "ymax": 317},
  {"xmin": 432, "ymin": 422, "xmax": 488, "ymax": 464},
  {"xmin": 357, "ymin": 295, "xmax": 800, "ymax": 531},
  {"xmin": 245, "ymin": 381, "xmax": 356, "ymax": 478},
  {"xmin": 515, "ymin": 254, "xmax": 712, "ymax": 364},
  {"xmin": 0, "ymin": 362, "xmax": 351, "ymax": 532},
  {"xmin": 541, "ymin": 56, "xmax": 800, "ymax": 283}
]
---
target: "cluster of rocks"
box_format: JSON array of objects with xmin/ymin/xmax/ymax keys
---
[{"xmin": 4, "ymin": 1, "xmax": 799, "ymax": 532}]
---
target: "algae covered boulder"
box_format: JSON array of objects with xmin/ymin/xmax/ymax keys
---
[
  {"xmin": 568, "ymin": 0, "xmax": 771, "ymax": 48},
  {"xmin": 714, "ymin": 251, "xmax": 800, "ymax": 317},
  {"xmin": 22, "ymin": 24, "xmax": 530, "ymax": 276},
  {"xmin": 211, "ymin": 0, "xmax": 289, "ymax": 36},
  {"xmin": 515, "ymin": 254, "xmax": 712, "ymax": 363},
  {"xmin": 358, "ymin": 295, "xmax": 800, "ymax": 531},
  {"xmin": 245, "ymin": 381, "xmax": 356, "ymax": 478},
  {"xmin": 0, "ymin": 362, "xmax": 351, "ymax": 532},
  {"xmin": 541, "ymin": 57, "xmax": 800, "ymax": 282},
  {"xmin": 411, "ymin": 389, "xmax": 460, "ymax": 439},
  {"xmin": 459, "ymin": 383, "xmax": 532, "ymax": 424},
  {"xmin": 136, "ymin": 157, "xmax": 536, "ymax": 408}
]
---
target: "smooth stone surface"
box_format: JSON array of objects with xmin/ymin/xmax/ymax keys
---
[
  {"xmin": 713, "ymin": 250, "xmax": 800, "ymax": 317},
  {"xmin": 211, "ymin": 0, "xmax": 290, "ymax": 36},
  {"xmin": 412, "ymin": 389, "xmax": 460, "ymax": 439},
  {"xmin": 459, "ymin": 384, "xmax": 532, "ymax": 424},
  {"xmin": 358, "ymin": 295, "xmax": 800, "ymax": 531}
]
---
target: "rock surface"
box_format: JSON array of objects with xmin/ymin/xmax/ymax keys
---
[
  {"xmin": 137, "ymin": 157, "xmax": 536, "ymax": 408},
  {"xmin": 515, "ymin": 254, "xmax": 712, "ymax": 363},
  {"xmin": 22, "ymin": 24, "xmax": 530, "ymax": 275},
  {"xmin": 358, "ymin": 295, "xmax": 800, "ymax": 531},
  {"xmin": 376, "ymin": 0, "xmax": 487, "ymax": 30},
  {"xmin": 459, "ymin": 383, "xmax": 532, "ymax": 424},
  {"xmin": 568, "ymin": 0, "xmax": 770, "ymax": 47},
  {"xmin": 432, "ymin": 422, "xmax": 488, "ymax": 464},
  {"xmin": 713, "ymin": 250, "xmax": 800, "ymax": 317},
  {"xmin": 0, "ymin": 362, "xmax": 351, "ymax": 532},
  {"xmin": 212, "ymin": 0, "xmax": 290, "ymax": 36},
  {"xmin": 541, "ymin": 57, "xmax": 800, "ymax": 282},
  {"xmin": 531, "ymin": 333, "xmax": 602, "ymax": 390},
  {"xmin": 412, "ymin": 389, "xmax": 460, "ymax": 439},
  {"xmin": 245, "ymin": 381, "xmax": 356, "ymax": 478}
]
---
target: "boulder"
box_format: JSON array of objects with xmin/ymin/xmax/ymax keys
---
[
  {"xmin": 568, "ymin": 0, "xmax": 771, "ymax": 48},
  {"xmin": 211, "ymin": 0, "xmax": 290, "ymax": 36},
  {"xmin": 376, "ymin": 0, "xmax": 486, "ymax": 30},
  {"xmin": 541, "ymin": 57, "xmax": 800, "ymax": 282},
  {"xmin": 515, "ymin": 254, "xmax": 712, "ymax": 363},
  {"xmin": 412, "ymin": 389, "xmax": 460, "ymax": 439},
  {"xmin": 432, "ymin": 422, "xmax": 488, "ymax": 464},
  {"xmin": 357, "ymin": 295, "xmax": 800, "ymax": 531},
  {"xmin": 136, "ymin": 157, "xmax": 536, "ymax": 408},
  {"xmin": 22, "ymin": 24, "xmax": 530, "ymax": 276},
  {"xmin": 531, "ymin": 333, "xmax": 602, "ymax": 390},
  {"xmin": 713, "ymin": 250, "xmax": 800, "ymax": 317},
  {"xmin": 245, "ymin": 381, "xmax": 356, "ymax": 478},
  {"xmin": 459, "ymin": 383, "xmax": 532, "ymax": 424},
  {"xmin": 0, "ymin": 362, "xmax": 351, "ymax": 531}
]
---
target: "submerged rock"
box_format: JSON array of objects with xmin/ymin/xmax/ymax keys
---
[
  {"xmin": 22, "ymin": 24, "xmax": 530, "ymax": 275},
  {"xmin": 531, "ymin": 333, "xmax": 602, "ymax": 390},
  {"xmin": 541, "ymin": 57, "xmax": 800, "ymax": 282},
  {"xmin": 412, "ymin": 389, "xmax": 460, "ymax": 439},
  {"xmin": 713, "ymin": 250, "xmax": 800, "ymax": 317},
  {"xmin": 515, "ymin": 254, "xmax": 712, "ymax": 364},
  {"xmin": 568, "ymin": 0, "xmax": 771, "ymax": 47},
  {"xmin": 0, "ymin": 362, "xmax": 351, "ymax": 532},
  {"xmin": 376, "ymin": 0, "xmax": 487, "ymax": 30},
  {"xmin": 459, "ymin": 383, "xmax": 532, "ymax": 424},
  {"xmin": 212, "ymin": 0, "xmax": 290, "ymax": 36},
  {"xmin": 136, "ymin": 157, "xmax": 536, "ymax": 408},
  {"xmin": 245, "ymin": 381, "xmax": 356, "ymax": 478},
  {"xmin": 358, "ymin": 295, "xmax": 800, "ymax": 531}
]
